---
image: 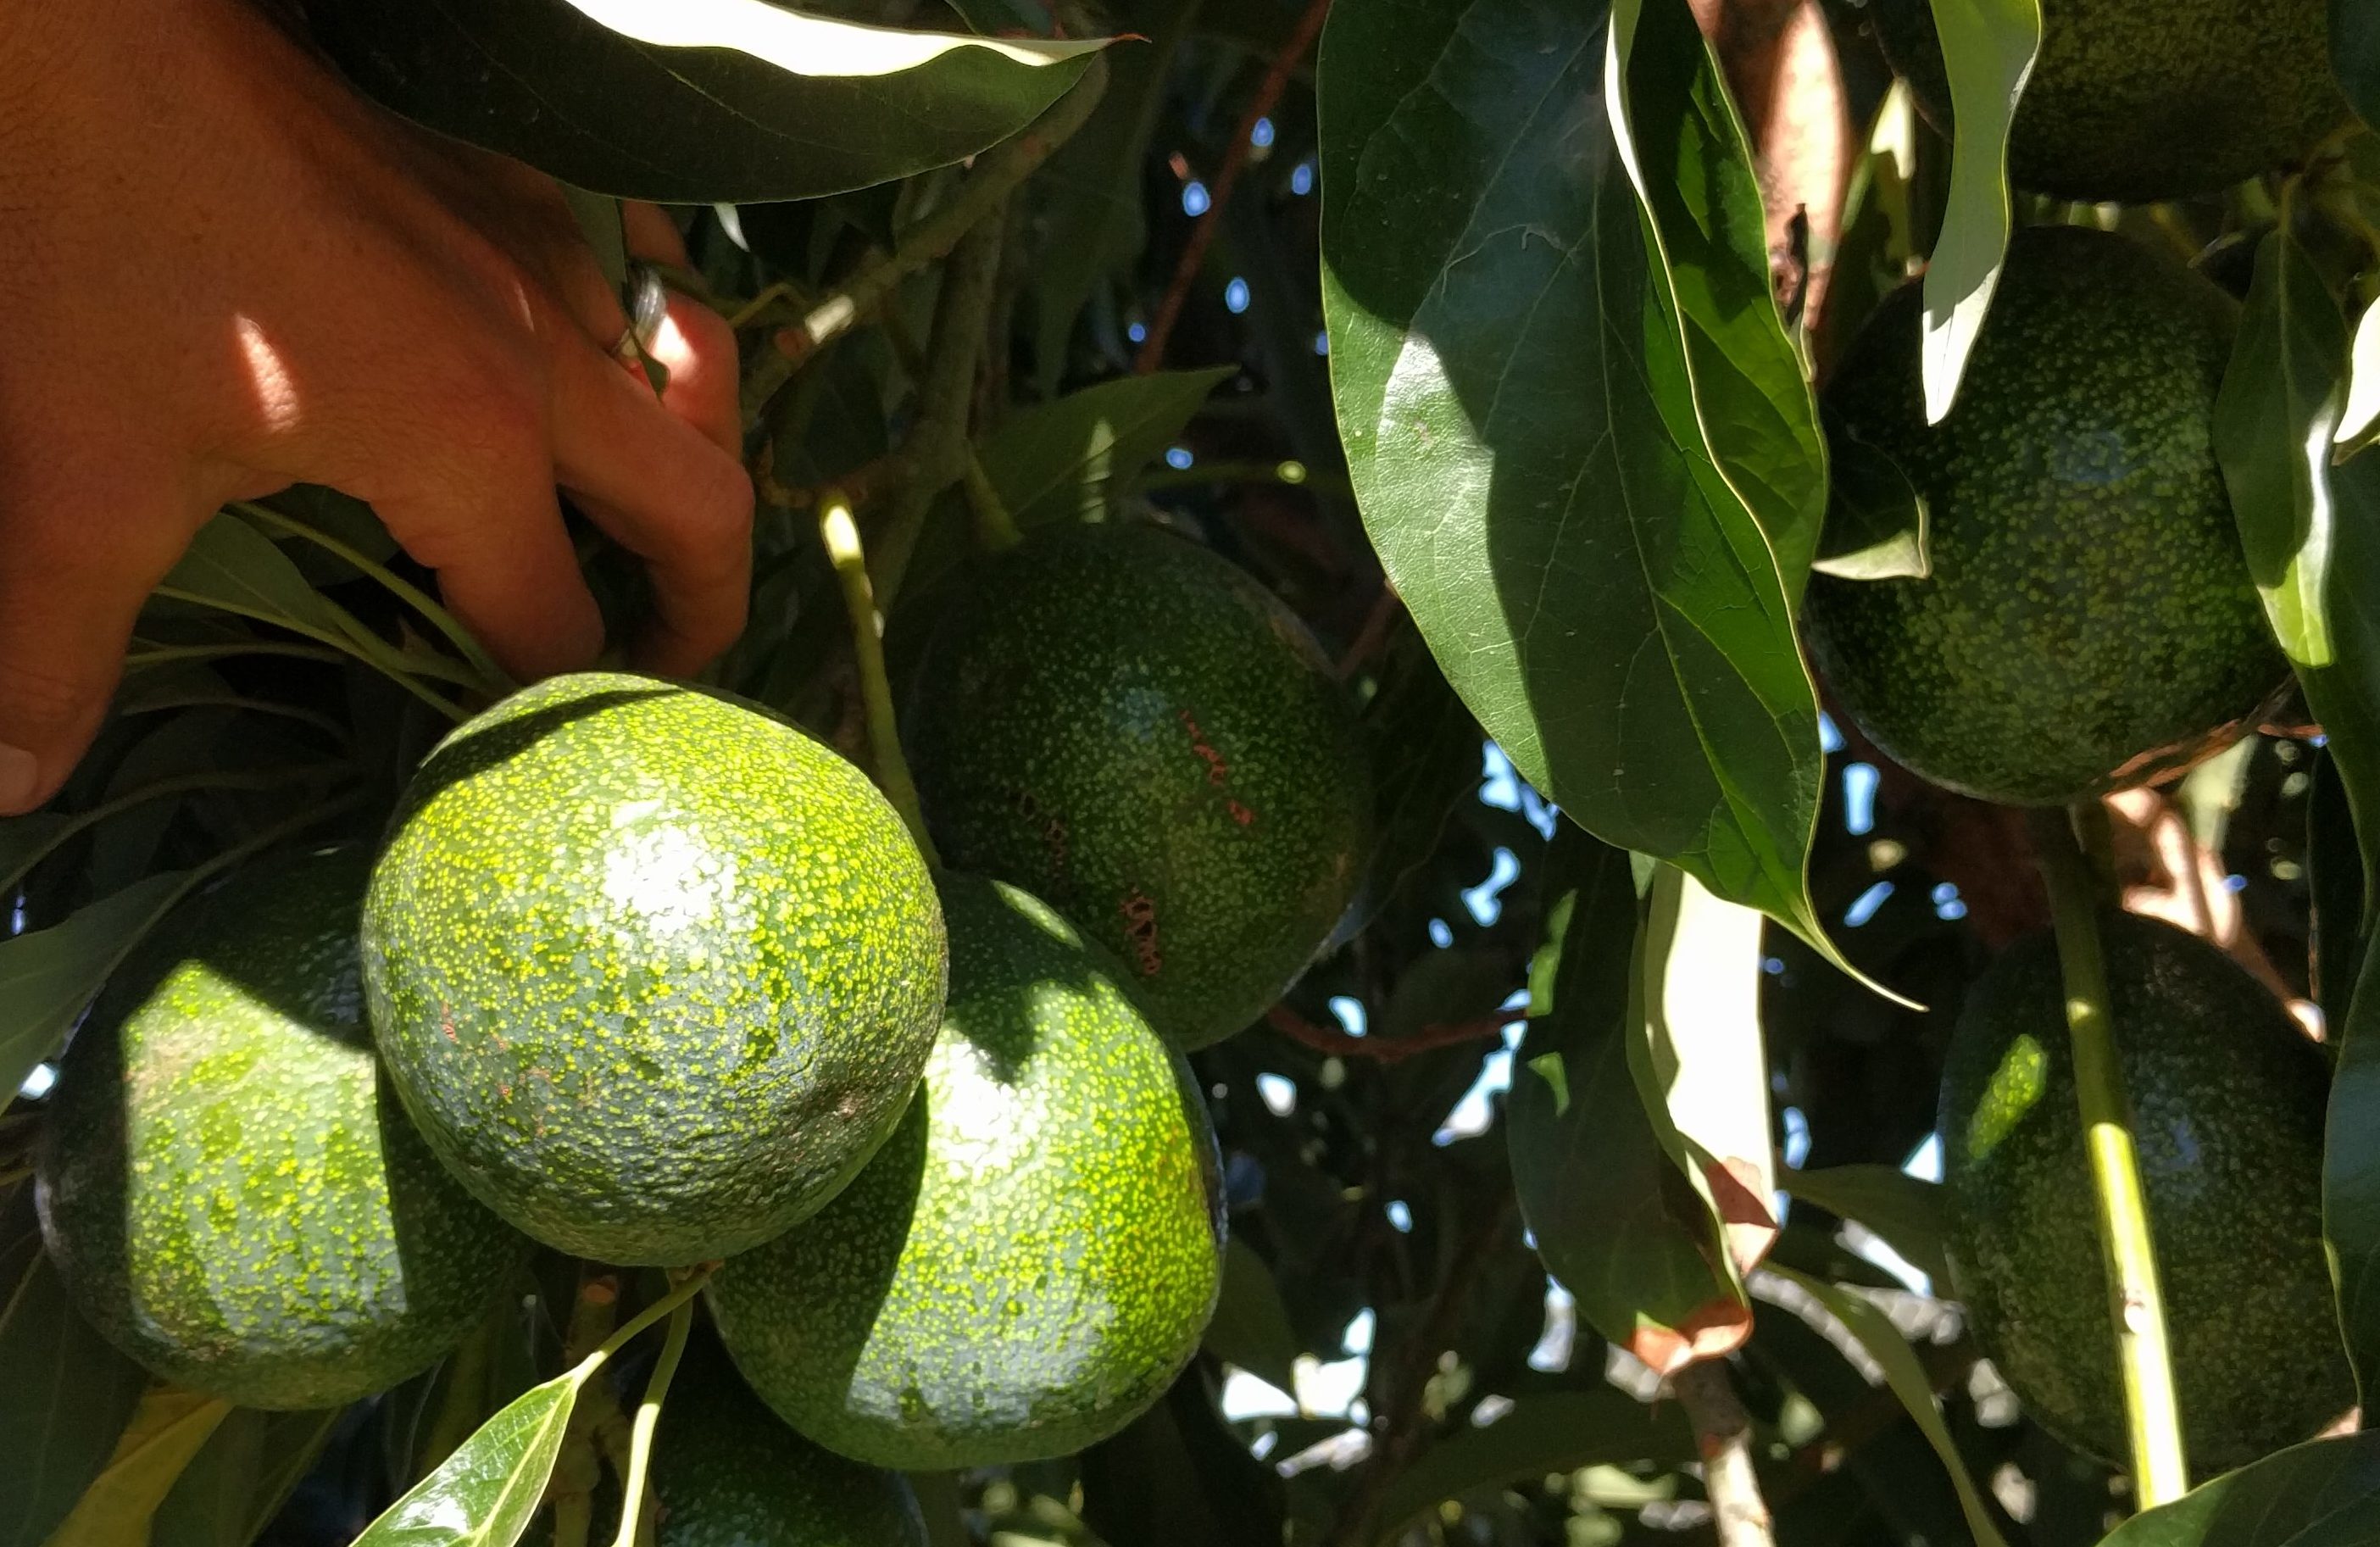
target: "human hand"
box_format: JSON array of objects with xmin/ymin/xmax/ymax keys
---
[{"xmin": 0, "ymin": 0, "xmax": 754, "ymax": 815}]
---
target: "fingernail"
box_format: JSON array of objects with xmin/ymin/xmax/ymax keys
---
[{"xmin": 0, "ymin": 743, "xmax": 41, "ymax": 814}]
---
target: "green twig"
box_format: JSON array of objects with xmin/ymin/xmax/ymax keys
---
[
  {"xmin": 2027, "ymin": 806, "xmax": 2188, "ymax": 1506},
  {"xmin": 234, "ymin": 503, "xmax": 513, "ymax": 695},
  {"xmin": 146, "ymin": 584, "xmax": 469, "ymax": 722},
  {"xmin": 606, "ymin": 1296, "xmax": 694, "ymax": 1547},
  {"xmin": 818, "ymin": 492, "xmax": 937, "ymax": 868},
  {"xmin": 772, "ymin": 55, "xmax": 1109, "ymax": 370},
  {"xmin": 123, "ymin": 641, "xmax": 354, "ymax": 673},
  {"xmin": 962, "ymin": 454, "xmax": 1022, "ymax": 554}
]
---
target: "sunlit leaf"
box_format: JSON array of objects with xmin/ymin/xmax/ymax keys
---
[
  {"xmin": 2339, "ymin": 296, "xmax": 2380, "ymax": 458},
  {"xmin": 1810, "ymin": 427, "xmax": 1932, "ymax": 582},
  {"xmin": 1916, "ymin": 0, "xmax": 2043, "ymax": 422},
  {"xmin": 305, "ymin": 0, "xmax": 1104, "ymax": 202},
  {"xmin": 987, "ymin": 368, "xmax": 1236, "ymax": 528},
  {"xmin": 349, "ymin": 1366, "xmax": 587, "ymax": 1547},
  {"xmin": 1766, "ymin": 1265, "xmax": 2010, "ymax": 1547}
]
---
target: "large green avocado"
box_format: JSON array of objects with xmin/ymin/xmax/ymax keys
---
[
  {"xmin": 363, "ymin": 671, "xmax": 946, "ymax": 1267},
  {"xmin": 1940, "ymin": 910, "xmax": 2351, "ymax": 1472},
  {"xmin": 36, "ymin": 848, "xmax": 524, "ymax": 1409},
  {"xmin": 644, "ymin": 1329, "xmax": 928, "ymax": 1547},
  {"xmin": 905, "ymin": 522, "xmax": 1373, "ymax": 1049},
  {"xmin": 1804, "ymin": 226, "xmax": 2283, "ymax": 806},
  {"xmin": 708, "ymin": 874, "xmax": 1226, "ymax": 1470},
  {"xmin": 1868, "ymin": 0, "xmax": 2344, "ymax": 203}
]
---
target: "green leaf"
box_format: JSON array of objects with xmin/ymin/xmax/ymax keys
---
[
  {"xmin": 2327, "ymin": 925, "xmax": 2380, "ymax": 1404},
  {"xmin": 1810, "ymin": 426, "xmax": 1932, "ymax": 582},
  {"xmin": 1779, "ymin": 1165, "xmax": 1953, "ymax": 1288},
  {"xmin": 303, "ymin": 0, "xmax": 1104, "ymax": 203},
  {"xmin": 0, "ymin": 1214, "xmax": 152, "ymax": 1547},
  {"xmin": 1607, "ymin": 0, "xmax": 1829, "ymax": 593},
  {"xmin": 2339, "ymin": 296, "xmax": 2380, "ymax": 458},
  {"xmin": 349, "ymin": 1365, "xmax": 588, "ymax": 1547},
  {"xmin": 2098, "ymin": 1430, "xmax": 2380, "ymax": 1545},
  {"xmin": 153, "ymin": 514, "xmax": 370, "ymax": 651},
  {"xmin": 1201, "ymin": 1239, "xmax": 1304, "ymax": 1398},
  {"xmin": 1318, "ymin": 0, "xmax": 1834, "ymax": 953},
  {"xmin": 0, "ymin": 870, "xmax": 198, "ymax": 1114},
  {"xmin": 2312, "ymin": 747, "xmax": 2367, "ymax": 1027},
  {"xmin": 1364, "ymin": 1390, "xmax": 1694, "ymax": 1544},
  {"xmin": 2338, "ymin": 0, "xmax": 2380, "ymax": 133},
  {"xmin": 986, "ymin": 367, "xmax": 1236, "ymax": 528},
  {"xmin": 1916, "ymin": 0, "xmax": 2043, "ymax": 421},
  {"xmin": 1765, "ymin": 1265, "xmax": 2010, "ymax": 1547},
  {"xmin": 2213, "ymin": 231, "xmax": 2380, "ymax": 911},
  {"xmin": 45, "ymin": 1387, "xmax": 235, "ymax": 1547},
  {"xmin": 151, "ymin": 1406, "xmax": 348, "ymax": 1547},
  {"xmin": 1510, "ymin": 831, "xmax": 1745, "ymax": 1370}
]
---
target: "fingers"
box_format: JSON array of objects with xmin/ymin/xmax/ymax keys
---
[
  {"xmin": 618, "ymin": 203, "xmax": 742, "ymax": 457},
  {"xmin": 0, "ymin": 470, "xmax": 199, "ymax": 814},
  {"xmin": 548, "ymin": 342, "xmax": 753, "ymax": 679}
]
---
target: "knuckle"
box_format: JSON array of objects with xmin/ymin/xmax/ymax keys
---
[{"xmin": 0, "ymin": 654, "xmax": 106, "ymax": 739}]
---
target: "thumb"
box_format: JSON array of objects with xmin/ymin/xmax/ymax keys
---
[{"xmin": 0, "ymin": 477, "xmax": 201, "ymax": 815}]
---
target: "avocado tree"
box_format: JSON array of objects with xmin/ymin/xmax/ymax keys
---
[{"xmin": 8, "ymin": 0, "xmax": 2380, "ymax": 1544}]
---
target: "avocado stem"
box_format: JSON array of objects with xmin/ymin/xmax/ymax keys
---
[
  {"xmin": 817, "ymin": 490, "xmax": 942, "ymax": 870},
  {"xmin": 606, "ymin": 1294, "xmax": 695, "ymax": 1547},
  {"xmin": 2027, "ymin": 805, "xmax": 2189, "ymax": 1507}
]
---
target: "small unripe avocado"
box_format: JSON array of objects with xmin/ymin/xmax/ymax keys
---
[
  {"xmin": 646, "ymin": 1330, "xmax": 928, "ymax": 1547},
  {"xmin": 906, "ymin": 522, "xmax": 1373, "ymax": 1049},
  {"xmin": 708, "ymin": 875, "xmax": 1226, "ymax": 1470},
  {"xmin": 1805, "ymin": 226, "xmax": 2283, "ymax": 806},
  {"xmin": 37, "ymin": 848, "xmax": 525, "ymax": 1409},
  {"xmin": 1868, "ymin": 0, "xmax": 2345, "ymax": 203},
  {"xmin": 363, "ymin": 672, "xmax": 947, "ymax": 1266},
  {"xmin": 1940, "ymin": 911, "xmax": 2351, "ymax": 1472}
]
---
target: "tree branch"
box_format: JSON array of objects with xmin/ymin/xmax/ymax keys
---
[
  {"xmin": 1265, "ymin": 1004, "xmax": 1516, "ymax": 1063},
  {"xmin": 1672, "ymin": 1361, "xmax": 1777, "ymax": 1547}
]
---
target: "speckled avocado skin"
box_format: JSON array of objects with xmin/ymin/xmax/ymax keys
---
[
  {"xmin": 1940, "ymin": 911, "xmax": 2350, "ymax": 1472},
  {"xmin": 905, "ymin": 523, "xmax": 1372, "ymax": 1050},
  {"xmin": 708, "ymin": 875, "xmax": 1226, "ymax": 1470},
  {"xmin": 1804, "ymin": 227, "xmax": 2283, "ymax": 806},
  {"xmin": 36, "ymin": 847, "xmax": 524, "ymax": 1410},
  {"xmin": 363, "ymin": 671, "xmax": 947, "ymax": 1267},
  {"xmin": 646, "ymin": 1331, "xmax": 927, "ymax": 1547},
  {"xmin": 1869, "ymin": 0, "xmax": 2344, "ymax": 203}
]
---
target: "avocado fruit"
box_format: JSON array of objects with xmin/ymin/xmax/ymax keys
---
[
  {"xmin": 905, "ymin": 522, "xmax": 1372, "ymax": 1049},
  {"xmin": 1804, "ymin": 226, "xmax": 2283, "ymax": 806},
  {"xmin": 363, "ymin": 671, "xmax": 946, "ymax": 1267},
  {"xmin": 708, "ymin": 874, "xmax": 1226, "ymax": 1470},
  {"xmin": 36, "ymin": 847, "xmax": 524, "ymax": 1410},
  {"xmin": 644, "ymin": 1327, "xmax": 927, "ymax": 1547},
  {"xmin": 1939, "ymin": 910, "xmax": 2351, "ymax": 1472},
  {"xmin": 1867, "ymin": 0, "xmax": 2344, "ymax": 204}
]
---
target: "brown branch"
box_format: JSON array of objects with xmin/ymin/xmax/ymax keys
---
[
  {"xmin": 1673, "ymin": 1361, "xmax": 1777, "ymax": 1547},
  {"xmin": 1132, "ymin": 0, "xmax": 1332, "ymax": 373},
  {"xmin": 1265, "ymin": 1003, "xmax": 1517, "ymax": 1064},
  {"xmin": 1333, "ymin": 583, "xmax": 1404, "ymax": 682}
]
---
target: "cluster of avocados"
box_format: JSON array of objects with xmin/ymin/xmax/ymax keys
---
[
  {"xmin": 1807, "ymin": 0, "xmax": 2357, "ymax": 1478},
  {"xmin": 33, "ymin": 520, "xmax": 1372, "ymax": 1534}
]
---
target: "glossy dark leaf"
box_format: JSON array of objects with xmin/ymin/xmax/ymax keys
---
[
  {"xmin": 303, "ymin": 0, "xmax": 1104, "ymax": 203},
  {"xmin": 1781, "ymin": 1164, "xmax": 1954, "ymax": 1287},
  {"xmin": 0, "ymin": 870, "xmax": 197, "ymax": 1114},
  {"xmin": 2098, "ymin": 1430, "xmax": 2380, "ymax": 1545},
  {"xmin": 1914, "ymin": 0, "xmax": 2042, "ymax": 420},
  {"xmin": 1202, "ymin": 1239, "xmax": 1304, "ymax": 1396},
  {"xmin": 0, "ymin": 1195, "xmax": 152, "ymax": 1547},
  {"xmin": 1810, "ymin": 426, "xmax": 1932, "ymax": 582},
  {"xmin": 1365, "ymin": 1389, "xmax": 1694, "ymax": 1543},
  {"xmin": 1319, "ymin": 0, "xmax": 1835, "ymax": 953},
  {"xmin": 349, "ymin": 1366, "xmax": 586, "ymax": 1547},
  {"xmin": 1609, "ymin": 0, "xmax": 1828, "ymax": 592},
  {"xmin": 1079, "ymin": 1376, "xmax": 1286, "ymax": 1547},
  {"xmin": 1509, "ymin": 831, "xmax": 1744, "ymax": 1368}
]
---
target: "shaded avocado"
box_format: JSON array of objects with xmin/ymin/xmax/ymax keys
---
[
  {"xmin": 1804, "ymin": 226, "xmax": 2283, "ymax": 805},
  {"xmin": 36, "ymin": 846, "xmax": 525, "ymax": 1409},
  {"xmin": 1939, "ymin": 910, "xmax": 2351, "ymax": 1472},
  {"xmin": 362, "ymin": 671, "xmax": 946, "ymax": 1266},
  {"xmin": 1868, "ymin": 0, "xmax": 2344, "ymax": 203},
  {"xmin": 708, "ymin": 874, "xmax": 1225, "ymax": 1469},
  {"xmin": 905, "ymin": 521, "xmax": 1372, "ymax": 1049}
]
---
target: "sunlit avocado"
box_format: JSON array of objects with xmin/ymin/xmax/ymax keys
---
[
  {"xmin": 1804, "ymin": 226, "xmax": 2284, "ymax": 805},
  {"xmin": 36, "ymin": 847, "xmax": 525, "ymax": 1409},
  {"xmin": 1939, "ymin": 910, "xmax": 2350, "ymax": 1472},
  {"xmin": 1868, "ymin": 0, "xmax": 2345, "ymax": 203},
  {"xmin": 709, "ymin": 875, "xmax": 1225, "ymax": 1469},
  {"xmin": 362, "ymin": 671, "xmax": 946, "ymax": 1266},
  {"xmin": 904, "ymin": 521, "xmax": 1373, "ymax": 1049}
]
